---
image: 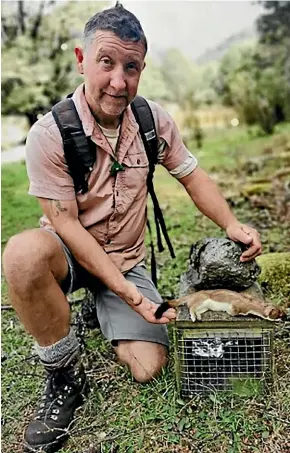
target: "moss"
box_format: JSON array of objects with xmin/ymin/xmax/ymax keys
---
[
  {"xmin": 256, "ymin": 253, "xmax": 290, "ymax": 298},
  {"xmin": 241, "ymin": 182, "xmax": 272, "ymax": 196}
]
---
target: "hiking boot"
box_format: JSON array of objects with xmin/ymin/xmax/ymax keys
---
[{"xmin": 23, "ymin": 358, "xmax": 88, "ymax": 453}]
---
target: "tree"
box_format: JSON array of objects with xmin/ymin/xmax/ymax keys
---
[
  {"xmin": 159, "ymin": 48, "xmax": 199, "ymax": 104},
  {"xmin": 216, "ymin": 36, "xmax": 290, "ymax": 134},
  {"xmin": 181, "ymin": 89, "xmax": 204, "ymax": 149},
  {"xmin": 1, "ymin": 1, "xmax": 108, "ymax": 126},
  {"xmin": 138, "ymin": 57, "xmax": 168, "ymax": 102},
  {"xmin": 214, "ymin": 2, "xmax": 290, "ymax": 134},
  {"xmin": 257, "ymin": 1, "xmax": 290, "ymax": 120},
  {"xmin": 257, "ymin": 1, "xmax": 290, "ymax": 45}
]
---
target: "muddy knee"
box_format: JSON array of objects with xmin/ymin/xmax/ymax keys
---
[
  {"xmin": 116, "ymin": 341, "xmax": 168, "ymax": 383},
  {"xmin": 2, "ymin": 229, "xmax": 68, "ymax": 292}
]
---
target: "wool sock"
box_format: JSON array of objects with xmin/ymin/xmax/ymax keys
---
[{"xmin": 34, "ymin": 327, "xmax": 80, "ymax": 369}]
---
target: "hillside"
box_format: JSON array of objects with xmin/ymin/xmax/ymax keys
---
[{"xmin": 196, "ymin": 26, "xmax": 257, "ymax": 64}]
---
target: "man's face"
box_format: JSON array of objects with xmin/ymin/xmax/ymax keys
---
[{"xmin": 75, "ymin": 31, "xmax": 146, "ymax": 124}]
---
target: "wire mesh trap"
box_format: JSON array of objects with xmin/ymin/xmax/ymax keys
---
[{"xmin": 174, "ymin": 306, "xmax": 274, "ymax": 397}]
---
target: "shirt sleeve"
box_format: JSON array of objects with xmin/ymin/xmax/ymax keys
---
[
  {"xmin": 148, "ymin": 100, "xmax": 198, "ymax": 179},
  {"xmin": 25, "ymin": 118, "xmax": 76, "ymax": 200}
]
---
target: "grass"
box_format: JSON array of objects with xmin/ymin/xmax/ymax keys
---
[
  {"xmin": 1, "ymin": 161, "xmax": 41, "ymax": 247},
  {"xmin": 1, "ymin": 123, "xmax": 290, "ymax": 452}
]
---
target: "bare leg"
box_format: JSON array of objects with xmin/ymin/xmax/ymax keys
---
[
  {"xmin": 115, "ymin": 340, "xmax": 168, "ymax": 383},
  {"xmin": 2, "ymin": 229, "xmax": 70, "ymax": 346}
]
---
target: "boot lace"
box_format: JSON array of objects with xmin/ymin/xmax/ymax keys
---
[{"xmin": 34, "ymin": 367, "xmax": 80, "ymax": 422}]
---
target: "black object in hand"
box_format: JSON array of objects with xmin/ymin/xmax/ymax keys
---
[{"xmin": 154, "ymin": 302, "xmax": 170, "ymax": 319}]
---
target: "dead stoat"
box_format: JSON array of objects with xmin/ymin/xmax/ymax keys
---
[{"xmin": 155, "ymin": 289, "xmax": 287, "ymax": 322}]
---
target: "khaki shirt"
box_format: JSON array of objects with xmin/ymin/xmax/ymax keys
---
[{"xmin": 26, "ymin": 84, "xmax": 197, "ymax": 272}]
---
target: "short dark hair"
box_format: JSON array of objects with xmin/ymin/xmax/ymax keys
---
[{"xmin": 84, "ymin": 2, "xmax": 147, "ymax": 54}]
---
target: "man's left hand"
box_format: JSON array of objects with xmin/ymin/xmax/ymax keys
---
[{"xmin": 226, "ymin": 222, "xmax": 262, "ymax": 262}]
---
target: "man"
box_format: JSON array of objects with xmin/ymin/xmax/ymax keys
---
[{"xmin": 2, "ymin": 3, "xmax": 261, "ymax": 452}]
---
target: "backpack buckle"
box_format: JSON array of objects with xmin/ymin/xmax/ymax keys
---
[{"xmin": 144, "ymin": 129, "xmax": 156, "ymax": 141}]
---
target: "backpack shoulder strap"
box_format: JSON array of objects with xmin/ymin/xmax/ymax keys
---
[
  {"xmin": 131, "ymin": 96, "xmax": 175, "ymax": 286},
  {"xmin": 52, "ymin": 98, "xmax": 95, "ymax": 194},
  {"xmin": 131, "ymin": 95, "xmax": 158, "ymax": 169}
]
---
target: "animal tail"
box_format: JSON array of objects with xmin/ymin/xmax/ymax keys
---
[
  {"xmin": 154, "ymin": 297, "xmax": 187, "ymax": 319},
  {"xmin": 154, "ymin": 302, "xmax": 172, "ymax": 319}
]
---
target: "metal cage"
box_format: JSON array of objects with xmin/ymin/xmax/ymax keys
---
[{"xmin": 174, "ymin": 306, "xmax": 274, "ymax": 397}]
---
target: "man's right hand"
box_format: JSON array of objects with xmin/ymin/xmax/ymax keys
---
[
  {"xmin": 123, "ymin": 281, "xmax": 176, "ymax": 324},
  {"xmin": 38, "ymin": 197, "xmax": 173, "ymax": 323}
]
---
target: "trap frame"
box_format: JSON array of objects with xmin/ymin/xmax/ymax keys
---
[{"xmin": 174, "ymin": 305, "xmax": 275, "ymax": 397}]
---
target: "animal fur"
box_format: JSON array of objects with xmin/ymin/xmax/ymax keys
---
[{"xmin": 155, "ymin": 289, "xmax": 286, "ymax": 322}]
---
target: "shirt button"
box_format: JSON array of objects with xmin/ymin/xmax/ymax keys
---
[
  {"xmin": 106, "ymin": 238, "xmax": 111, "ymax": 245},
  {"xmin": 137, "ymin": 158, "xmax": 141, "ymax": 164}
]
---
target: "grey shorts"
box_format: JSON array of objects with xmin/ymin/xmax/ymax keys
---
[{"xmin": 53, "ymin": 233, "xmax": 169, "ymax": 348}]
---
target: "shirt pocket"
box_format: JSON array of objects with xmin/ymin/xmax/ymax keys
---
[{"xmin": 121, "ymin": 149, "xmax": 149, "ymax": 201}]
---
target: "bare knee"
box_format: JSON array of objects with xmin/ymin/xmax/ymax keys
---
[
  {"xmin": 2, "ymin": 229, "xmax": 68, "ymax": 290},
  {"xmin": 116, "ymin": 341, "xmax": 168, "ymax": 383}
]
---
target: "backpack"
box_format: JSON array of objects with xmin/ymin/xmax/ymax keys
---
[{"xmin": 51, "ymin": 95, "xmax": 175, "ymax": 286}]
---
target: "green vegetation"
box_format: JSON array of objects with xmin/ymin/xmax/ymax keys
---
[
  {"xmin": 1, "ymin": 161, "xmax": 40, "ymax": 247},
  {"xmin": 2, "ymin": 124, "xmax": 290, "ymax": 452},
  {"xmin": 257, "ymin": 253, "xmax": 290, "ymax": 299},
  {"xmin": 215, "ymin": 1, "xmax": 290, "ymax": 134},
  {"xmin": 2, "ymin": 2, "xmax": 290, "ymax": 135},
  {"xmin": 2, "ymin": 2, "xmax": 290, "ymax": 451},
  {"xmin": 1, "ymin": 1, "xmax": 108, "ymax": 126}
]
